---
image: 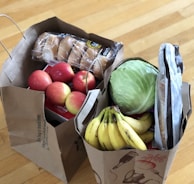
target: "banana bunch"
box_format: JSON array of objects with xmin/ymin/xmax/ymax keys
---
[{"xmin": 84, "ymin": 106, "xmax": 154, "ymax": 151}]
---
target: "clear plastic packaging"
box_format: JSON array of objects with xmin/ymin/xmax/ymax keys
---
[{"xmin": 32, "ymin": 32, "xmax": 120, "ymax": 79}]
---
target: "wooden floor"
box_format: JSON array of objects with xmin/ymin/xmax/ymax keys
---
[{"xmin": 0, "ymin": 0, "xmax": 194, "ymax": 183}]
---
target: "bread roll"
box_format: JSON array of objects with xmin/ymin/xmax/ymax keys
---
[
  {"xmin": 32, "ymin": 32, "xmax": 49, "ymax": 61},
  {"xmin": 57, "ymin": 35, "xmax": 76, "ymax": 61},
  {"xmin": 80, "ymin": 47, "xmax": 99, "ymax": 71},
  {"xmin": 93, "ymin": 55, "xmax": 109, "ymax": 79},
  {"xmin": 67, "ymin": 40, "xmax": 86, "ymax": 67},
  {"xmin": 42, "ymin": 34, "xmax": 60, "ymax": 62},
  {"xmin": 32, "ymin": 32, "xmax": 60, "ymax": 62}
]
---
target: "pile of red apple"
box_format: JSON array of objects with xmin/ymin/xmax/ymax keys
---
[{"xmin": 28, "ymin": 62, "xmax": 96, "ymax": 119}]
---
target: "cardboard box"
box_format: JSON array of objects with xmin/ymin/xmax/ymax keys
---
[
  {"xmin": 0, "ymin": 17, "xmax": 123, "ymax": 183},
  {"xmin": 75, "ymin": 81, "xmax": 191, "ymax": 184}
]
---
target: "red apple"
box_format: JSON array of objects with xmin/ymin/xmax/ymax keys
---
[
  {"xmin": 72, "ymin": 70, "xmax": 96, "ymax": 93},
  {"xmin": 46, "ymin": 81, "xmax": 71, "ymax": 106},
  {"xmin": 44, "ymin": 65, "xmax": 53, "ymax": 74},
  {"xmin": 45, "ymin": 98, "xmax": 75, "ymax": 120},
  {"xmin": 49, "ymin": 62, "xmax": 75, "ymax": 83},
  {"xmin": 65, "ymin": 91, "xmax": 86, "ymax": 115},
  {"xmin": 28, "ymin": 70, "xmax": 52, "ymax": 91}
]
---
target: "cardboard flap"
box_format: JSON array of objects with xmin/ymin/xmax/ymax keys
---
[
  {"xmin": 75, "ymin": 89, "xmax": 101, "ymax": 134},
  {"xmin": 75, "ymin": 88, "xmax": 110, "ymax": 136}
]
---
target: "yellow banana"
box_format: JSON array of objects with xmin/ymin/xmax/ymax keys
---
[
  {"xmin": 98, "ymin": 108, "xmax": 114, "ymax": 151},
  {"xmin": 121, "ymin": 112, "xmax": 153, "ymax": 134},
  {"xmin": 108, "ymin": 109, "xmax": 127, "ymax": 150},
  {"xmin": 139, "ymin": 131, "xmax": 154, "ymax": 144},
  {"xmin": 84, "ymin": 108, "xmax": 106, "ymax": 149},
  {"xmin": 113, "ymin": 109, "xmax": 147, "ymax": 151}
]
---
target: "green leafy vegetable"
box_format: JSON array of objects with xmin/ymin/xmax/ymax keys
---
[{"xmin": 109, "ymin": 58, "xmax": 158, "ymax": 115}]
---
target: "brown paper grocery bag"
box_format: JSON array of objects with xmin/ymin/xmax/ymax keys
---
[
  {"xmin": 0, "ymin": 16, "xmax": 123, "ymax": 183},
  {"xmin": 0, "ymin": 85, "xmax": 86, "ymax": 183},
  {"xmin": 75, "ymin": 82, "xmax": 191, "ymax": 184}
]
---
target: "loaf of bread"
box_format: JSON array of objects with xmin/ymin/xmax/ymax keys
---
[{"xmin": 32, "ymin": 32, "xmax": 118, "ymax": 79}]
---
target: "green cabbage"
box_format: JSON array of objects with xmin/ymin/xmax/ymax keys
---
[{"xmin": 109, "ymin": 59, "xmax": 158, "ymax": 115}]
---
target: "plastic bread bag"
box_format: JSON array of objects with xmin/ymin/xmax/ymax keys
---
[
  {"xmin": 31, "ymin": 32, "xmax": 122, "ymax": 79},
  {"xmin": 154, "ymin": 43, "xmax": 183, "ymax": 150}
]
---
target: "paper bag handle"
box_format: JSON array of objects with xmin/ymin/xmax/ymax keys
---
[{"xmin": 0, "ymin": 14, "xmax": 26, "ymax": 59}]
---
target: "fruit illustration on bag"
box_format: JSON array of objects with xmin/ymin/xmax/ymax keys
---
[
  {"xmin": 112, "ymin": 151, "xmax": 138, "ymax": 169},
  {"xmin": 122, "ymin": 160, "xmax": 162, "ymax": 184}
]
